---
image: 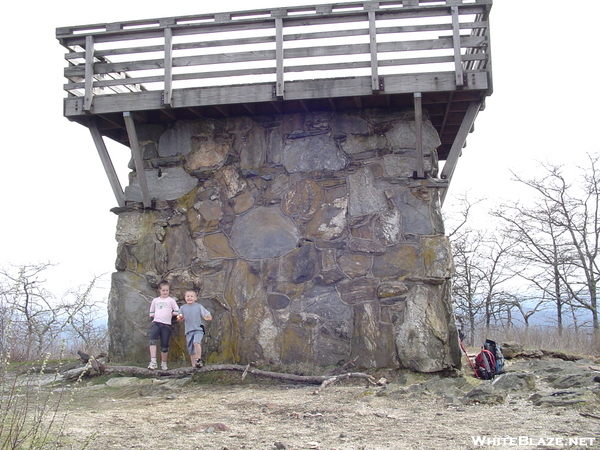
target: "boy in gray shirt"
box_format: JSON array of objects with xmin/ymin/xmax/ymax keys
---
[{"xmin": 178, "ymin": 289, "xmax": 212, "ymax": 368}]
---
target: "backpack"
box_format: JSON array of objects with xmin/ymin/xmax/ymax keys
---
[
  {"xmin": 483, "ymin": 339, "xmax": 505, "ymax": 375},
  {"xmin": 474, "ymin": 348, "xmax": 496, "ymax": 380}
]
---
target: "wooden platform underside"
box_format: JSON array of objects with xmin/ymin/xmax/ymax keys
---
[{"xmin": 66, "ymin": 71, "xmax": 488, "ymax": 160}]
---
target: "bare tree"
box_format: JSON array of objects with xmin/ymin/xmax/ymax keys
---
[
  {"xmin": 507, "ymin": 155, "xmax": 600, "ymax": 337},
  {"xmin": 0, "ymin": 264, "xmax": 108, "ymax": 361},
  {"xmin": 446, "ymin": 196, "xmax": 525, "ymax": 342},
  {"xmin": 450, "ymin": 226, "xmax": 486, "ymax": 344},
  {"xmin": 494, "ymin": 195, "xmax": 576, "ymax": 335}
]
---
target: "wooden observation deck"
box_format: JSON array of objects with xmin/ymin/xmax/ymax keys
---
[{"xmin": 56, "ymin": 0, "xmax": 492, "ymax": 205}]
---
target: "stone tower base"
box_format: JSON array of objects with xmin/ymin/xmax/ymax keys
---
[{"xmin": 108, "ymin": 109, "xmax": 460, "ymax": 372}]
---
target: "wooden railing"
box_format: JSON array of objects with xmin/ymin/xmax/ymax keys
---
[{"xmin": 57, "ymin": 0, "xmax": 492, "ymax": 114}]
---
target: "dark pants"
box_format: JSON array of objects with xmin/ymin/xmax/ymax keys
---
[{"xmin": 149, "ymin": 322, "xmax": 172, "ymax": 353}]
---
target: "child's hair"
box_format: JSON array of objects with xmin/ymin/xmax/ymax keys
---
[
  {"xmin": 185, "ymin": 289, "xmax": 197, "ymax": 296},
  {"xmin": 158, "ymin": 280, "xmax": 170, "ymax": 290}
]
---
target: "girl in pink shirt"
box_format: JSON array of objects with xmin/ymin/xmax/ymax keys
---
[{"xmin": 148, "ymin": 281, "xmax": 179, "ymax": 370}]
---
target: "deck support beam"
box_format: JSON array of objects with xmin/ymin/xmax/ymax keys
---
[
  {"xmin": 439, "ymin": 100, "xmax": 482, "ymax": 204},
  {"xmin": 123, "ymin": 112, "xmax": 152, "ymax": 208},
  {"xmin": 89, "ymin": 119, "xmax": 125, "ymax": 207}
]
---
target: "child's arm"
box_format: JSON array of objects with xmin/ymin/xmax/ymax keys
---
[
  {"xmin": 204, "ymin": 313, "xmax": 212, "ymax": 321},
  {"xmin": 171, "ymin": 298, "xmax": 180, "ymax": 316}
]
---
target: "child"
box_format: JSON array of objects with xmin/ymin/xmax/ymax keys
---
[
  {"xmin": 178, "ymin": 289, "xmax": 212, "ymax": 368},
  {"xmin": 148, "ymin": 281, "xmax": 179, "ymax": 370}
]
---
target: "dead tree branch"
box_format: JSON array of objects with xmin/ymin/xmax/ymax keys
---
[{"xmin": 61, "ymin": 363, "xmax": 376, "ymax": 390}]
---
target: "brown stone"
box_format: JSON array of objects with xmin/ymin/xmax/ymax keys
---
[
  {"xmin": 305, "ymin": 196, "xmax": 348, "ymax": 240},
  {"xmin": 337, "ymin": 253, "xmax": 371, "ymax": 278},
  {"xmin": 372, "ymin": 243, "xmax": 424, "ymax": 279},
  {"xmin": 204, "ymin": 233, "xmax": 236, "ymax": 259},
  {"xmin": 281, "ymin": 179, "xmax": 325, "ymax": 220},
  {"xmin": 337, "ymin": 278, "xmax": 379, "ymax": 305}
]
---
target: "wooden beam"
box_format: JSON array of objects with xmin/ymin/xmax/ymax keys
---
[
  {"xmin": 368, "ymin": 10, "xmax": 380, "ymax": 93},
  {"xmin": 123, "ymin": 112, "xmax": 152, "ymax": 208},
  {"xmin": 84, "ymin": 35, "xmax": 94, "ymax": 112},
  {"xmin": 214, "ymin": 104, "xmax": 230, "ymax": 117},
  {"xmin": 439, "ymin": 101, "xmax": 481, "ymax": 204},
  {"xmin": 89, "ymin": 119, "xmax": 125, "ymax": 207},
  {"xmin": 451, "ymin": 6, "xmax": 464, "ymax": 88},
  {"xmin": 299, "ymin": 99, "xmax": 310, "ymax": 112},
  {"xmin": 270, "ymin": 101, "xmax": 282, "ymax": 113},
  {"xmin": 163, "ymin": 28, "xmax": 173, "ymax": 107},
  {"xmin": 413, "ymin": 92, "xmax": 424, "ymax": 178},
  {"xmin": 275, "ymin": 17, "xmax": 284, "ymax": 98}
]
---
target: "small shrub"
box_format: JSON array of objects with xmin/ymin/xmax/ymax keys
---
[{"xmin": 0, "ymin": 354, "xmax": 89, "ymax": 450}]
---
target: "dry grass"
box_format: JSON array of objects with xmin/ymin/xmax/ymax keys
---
[{"xmin": 473, "ymin": 326, "xmax": 600, "ymax": 358}]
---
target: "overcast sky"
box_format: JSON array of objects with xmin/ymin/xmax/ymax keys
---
[{"xmin": 1, "ymin": 0, "xmax": 598, "ymax": 301}]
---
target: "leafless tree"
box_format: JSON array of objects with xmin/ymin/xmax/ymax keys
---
[
  {"xmin": 446, "ymin": 196, "xmax": 521, "ymax": 342},
  {"xmin": 0, "ymin": 263, "xmax": 107, "ymax": 361},
  {"xmin": 493, "ymin": 196, "xmax": 575, "ymax": 334},
  {"xmin": 504, "ymin": 155, "xmax": 600, "ymax": 337}
]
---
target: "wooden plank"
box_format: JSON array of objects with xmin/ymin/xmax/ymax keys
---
[
  {"xmin": 89, "ymin": 119, "xmax": 125, "ymax": 207},
  {"xmin": 64, "ymin": 50, "xmax": 482, "ymax": 92},
  {"xmin": 57, "ymin": 1, "xmax": 491, "ymax": 46},
  {"xmin": 63, "ymin": 71, "xmax": 489, "ymax": 117},
  {"xmin": 451, "ymin": 6, "xmax": 463, "ymax": 87},
  {"xmin": 84, "ymin": 35, "xmax": 94, "ymax": 112},
  {"xmin": 123, "ymin": 112, "xmax": 152, "ymax": 208},
  {"xmin": 163, "ymin": 28, "xmax": 173, "ymax": 107}
]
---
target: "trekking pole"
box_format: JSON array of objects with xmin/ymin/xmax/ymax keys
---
[{"xmin": 459, "ymin": 338, "xmax": 479, "ymax": 378}]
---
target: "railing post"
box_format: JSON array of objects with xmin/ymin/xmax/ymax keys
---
[
  {"xmin": 367, "ymin": 8, "xmax": 380, "ymax": 93},
  {"xmin": 413, "ymin": 93, "xmax": 425, "ymax": 178},
  {"xmin": 84, "ymin": 35, "xmax": 94, "ymax": 112},
  {"xmin": 163, "ymin": 27, "xmax": 173, "ymax": 107},
  {"xmin": 451, "ymin": 5, "xmax": 464, "ymax": 88},
  {"xmin": 275, "ymin": 16, "xmax": 284, "ymax": 99}
]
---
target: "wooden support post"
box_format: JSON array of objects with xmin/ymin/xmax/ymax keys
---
[
  {"xmin": 89, "ymin": 119, "xmax": 125, "ymax": 207},
  {"xmin": 413, "ymin": 93, "xmax": 424, "ymax": 178},
  {"xmin": 163, "ymin": 28, "xmax": 173, "ymax": 107},
  {"xmin": 123, "ymin": 112, "xmax": 152, "ymax": 208},
  {"xmin": 451, "ymin": 6, "xmax": 464, "ymax": 88},
  {"xmin": 439, "ymin": 101, "xmax": 481, "ymax": 204},
  {"xmin": 368, "ymin": 10, "xmax": 379, "ymax": 93},
  {"xmin": 275, "ymin": 17, "xmax": 284, "ymax": 99},
  {"xmin": 84, "ymin": 35, "xmax": 94, "ymax": 112}
]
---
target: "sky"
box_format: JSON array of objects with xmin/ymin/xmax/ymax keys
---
[{"xmin": 1, "ymin": 0, "xmax": 598, "ymax": 303}]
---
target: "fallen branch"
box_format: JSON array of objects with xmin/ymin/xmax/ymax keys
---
[{"xmin": 62, "ymin": 363, "xmax": 376, "ymax": 390}]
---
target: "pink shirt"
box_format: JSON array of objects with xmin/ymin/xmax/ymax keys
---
[{"xmin": 149, "ymin": 296, "xmax": 179, "ymax": 324}]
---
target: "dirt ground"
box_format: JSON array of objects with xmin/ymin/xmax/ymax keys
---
[{"xmin": 50, "ymin": 370, "xmax": 600, "ymax": 450}]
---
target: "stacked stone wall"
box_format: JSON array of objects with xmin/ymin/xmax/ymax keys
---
[{"xmin": 108, "ymin": 108, "xmax": 461, "ymax": 372}]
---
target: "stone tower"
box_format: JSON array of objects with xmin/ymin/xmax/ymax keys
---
[{"xmin": 56, "ymin": 0, "xmax": 493, "ymax": 372}]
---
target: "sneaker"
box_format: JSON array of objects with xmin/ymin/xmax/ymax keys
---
[
  {"xmin": 195, "ymin": 359, "xmax": 204, "ymax": 368},
  {"xmin": 161, "ymin": 362, "xmax": 168, "ymax": 371},
  {"xmin": 147, "ymin": 361, "xmax": 157, "ymax": 370}
]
